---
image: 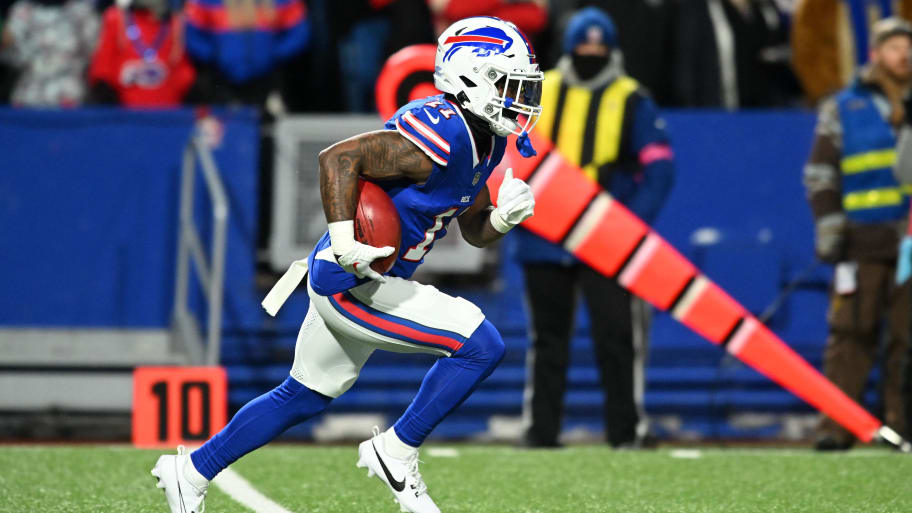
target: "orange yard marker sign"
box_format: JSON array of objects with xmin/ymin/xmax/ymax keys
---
[{"xmin": 133, "ymin": 367, "xmax": 227, "ymax": 448}]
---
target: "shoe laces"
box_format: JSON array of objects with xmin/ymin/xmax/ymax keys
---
[
  {"xmin": 176, "ymin": 445, "xmax": 206, "ymax": 512},
  {"xmin": 405, "ymin": 452, "xmax": 427, "ymax": 496},
  {"xmin": 370, "ymin": 426, "xmax": 427, "ymax": 496}
]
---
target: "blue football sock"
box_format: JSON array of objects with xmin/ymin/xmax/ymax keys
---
[
  {"xmin": 191, "ymin": 376, "xmax": 331, "ymax": 480},
  {"xmin": 393, "ymin": 319, "xmax": 505, "ymax": 447}
]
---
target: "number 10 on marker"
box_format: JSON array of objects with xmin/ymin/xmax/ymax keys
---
[{"xmin": 133, "ymin": 367, "xmax": 227, "ymax": 448}]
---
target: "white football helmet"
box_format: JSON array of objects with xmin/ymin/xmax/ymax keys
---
[{"xmin": 434, "ymin": 17, "xmax": 544, "ymax": 138}]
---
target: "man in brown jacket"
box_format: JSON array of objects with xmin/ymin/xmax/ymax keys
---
[
  {"xmin": 792, "ymin": 0, "xmax": 912, "ymax": 104},
  {"xmin": 803, "ymin": 17, "xmax": 912, "ymax": 450}
]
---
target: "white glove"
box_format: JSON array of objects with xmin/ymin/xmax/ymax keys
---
[
  {"xmin": 328, "ymin": 221, "xmax": 395, "ymax": 282},
  {"xmin": 490, "ymin": 168, "xmax": 535, "ymax": 233}
]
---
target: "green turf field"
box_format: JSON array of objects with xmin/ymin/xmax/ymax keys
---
[{"xmin": 1, "ymin": 444, "xmax": 910, "ymax": 513}]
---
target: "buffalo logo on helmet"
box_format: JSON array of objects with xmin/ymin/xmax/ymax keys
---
[{"xmin": 442, "ymin": 26, "xmax": 513, "ymax": 62}]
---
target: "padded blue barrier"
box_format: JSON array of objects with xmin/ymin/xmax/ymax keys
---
[{"xmin": 0, "ymin": 108, "xmax": 260, "ymax": 328}]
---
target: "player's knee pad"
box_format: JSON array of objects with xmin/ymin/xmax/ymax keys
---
[{"xmin": 456, "ymin": 319, "xmax": 506, "ymax": 376}]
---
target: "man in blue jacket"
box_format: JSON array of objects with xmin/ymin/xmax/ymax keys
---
[
  {"xmin": 804, "ymin": 17, "xmax": 912, "ymax": 451},
  {"xmin": 184, "ymin": 0, "xmax": 309, "ymax": 103},
  {"xmin": 513, "ymin": 7, "xmax": 674, "ymax": 448}
]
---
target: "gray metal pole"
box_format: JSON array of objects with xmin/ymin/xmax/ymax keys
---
[
  {"xmin": 195, "ymin": 138, "xmax": 229, "ymax": 367},
  {"xmin": 175, "ymin": 143, "xmax": 196, "ymax": 321}
]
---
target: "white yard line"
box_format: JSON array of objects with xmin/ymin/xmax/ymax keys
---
[
  {"xmin": 213, "ymin": 467, "xmax": 295, "ymax": 513},
  {"xmin": 669, "ymin": 449, "xmax": 702, "ymax": 459},
  {"xmin": 672, "ymin": 448, "xmax": 897, "ymax": 457},
  {"xmin": 426, "ymin": 447, "xmax": 460, "ymax": 458}
]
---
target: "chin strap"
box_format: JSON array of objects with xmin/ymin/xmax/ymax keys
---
[{"xmin": 516, "ymin": 131, "xmax": 537, "ymax": 158}]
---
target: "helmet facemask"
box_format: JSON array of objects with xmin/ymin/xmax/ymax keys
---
[
  {"xmin": 473, "ymin": 65, "xmax": 543, "ymax": 137},
  {"xmin": 432, "ymin": 17, "xmax": 543, "ymax": 143}
]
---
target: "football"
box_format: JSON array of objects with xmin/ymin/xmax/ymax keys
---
[{"xmin": 355, "ymin": 179, "xmax": 401, "ymax": 273}]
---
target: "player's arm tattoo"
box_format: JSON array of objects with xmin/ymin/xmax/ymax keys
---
[
  {"xmin": 458, "ymin": 185, "xmax": 504, "ymax": 247},
  {"xmin": 318, "ymin": 130, "xmax": 434, "ymax": 223}
]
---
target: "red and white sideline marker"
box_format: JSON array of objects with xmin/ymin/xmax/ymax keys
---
[{"xmin": 487, "ymin": 130, "xmax": 908, "ymax": 449}]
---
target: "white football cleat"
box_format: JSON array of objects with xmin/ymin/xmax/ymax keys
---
[
  {"xmin": 151, "ymin": 446, "xmax": 208, "ymax": 513},
  {"xmin": 356, "ymin": 428, "xmax": 440, "ymax": 513}
]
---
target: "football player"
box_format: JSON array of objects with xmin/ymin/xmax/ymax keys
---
[{"xmin": 152, "ymin": 16, "xmax": 542, "ymax": 513}]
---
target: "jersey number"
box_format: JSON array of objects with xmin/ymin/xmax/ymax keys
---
[
  {"xmin": 425, "ymin": 100, "xmax": 456, "ymax": 119},
  {"xmin": 403, "ymin": 207, "xmax": 459, "ymax": 262}
]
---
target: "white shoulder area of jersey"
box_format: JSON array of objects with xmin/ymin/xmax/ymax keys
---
[{"xmin": 393, "ymin": 98, "xmax": 475, "ymax": 168}]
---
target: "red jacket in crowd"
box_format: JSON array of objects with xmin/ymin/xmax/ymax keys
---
[
  {"xmin": 436, "ymin": 0, "xmax": 547, "ymax": 37},
  {"xmin": 89, "ymin": 7, "xmax": 196, "ymax": 107}
]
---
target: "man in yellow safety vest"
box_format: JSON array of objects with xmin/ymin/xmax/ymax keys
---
[{"xmin": 803, "ymin": 17, "xmax": 912, "ymax": 450}]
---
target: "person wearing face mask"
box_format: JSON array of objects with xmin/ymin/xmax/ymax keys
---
[
  {"xmin": 804, "ymin": 17, "xmax": 912, "ymax": 451},
  {"xmin": 511, "ymin": 6, "xmax": 674, "ymax": 449}
]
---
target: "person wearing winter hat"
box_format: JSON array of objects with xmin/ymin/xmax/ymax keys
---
[{"xmin": 513, "ymin": 6, "xmax": 674, "ymax": 449}]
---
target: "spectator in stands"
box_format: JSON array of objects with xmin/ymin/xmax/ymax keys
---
[
  {"xmin": 672, "ymin": 0, "xmax": 797, "ymax": 108},
  {"xmin": 428, "ymin": 0, "xmax": 548, "ymax": 39},
  {"xmin": 793, "ymin": 0, "xmax": 912, "ymax": 105},
  {"xmin": 88, "ymin": 0, "xmax": 196, "ymax": 107},
  {"xmin": 332, "ymin": 0, "xmax": 390, "ymax": 112},
  {"xmin": 1, "ymin": 0, "xmax": 98, "ymax": 107},
  {"xmin": 377, "ymin": 0, "xmax": 435, "ymax": 59},
  {"xmin": 330, "ymin": 0, "xmax": 434, "ymax": 112},
  {"xmin": 183, "ymin": 0, "xmax": 309, "ymax": 106},
  {"xmin": 513, "ymin": 7, "xmax": 673, "ymax": 449},
  {"xmin": 803, "ymin": 17, "xmax": 911, "ymax": 451}
]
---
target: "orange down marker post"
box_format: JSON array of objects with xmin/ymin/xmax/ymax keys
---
[
  {"xmin": 133, "ymin": 366, "xmax": 227, "ymax": 448},
  {"xmin": 573, "ymin": 195, "xmax": 650, "ymax": 277},
  {"xmin": 375, "ymin": 46, "xmax": 904, "ymax": 446},
  {"xmin": 492, "ymin": 129, "xmax": 889, "ymax": 444},
  {"xmin": 672, "ymin": 277, "xmax": 745, "ymax": 345}
]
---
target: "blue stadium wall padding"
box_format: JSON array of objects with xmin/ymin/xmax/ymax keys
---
[{"xmin": 0, "ymin": 108, "xmax": 259, "ymax": 328}]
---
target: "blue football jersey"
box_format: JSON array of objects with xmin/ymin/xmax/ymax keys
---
[{"xmin": 308, "ymin": 94, "xmax": 507, "ymax": 296}]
